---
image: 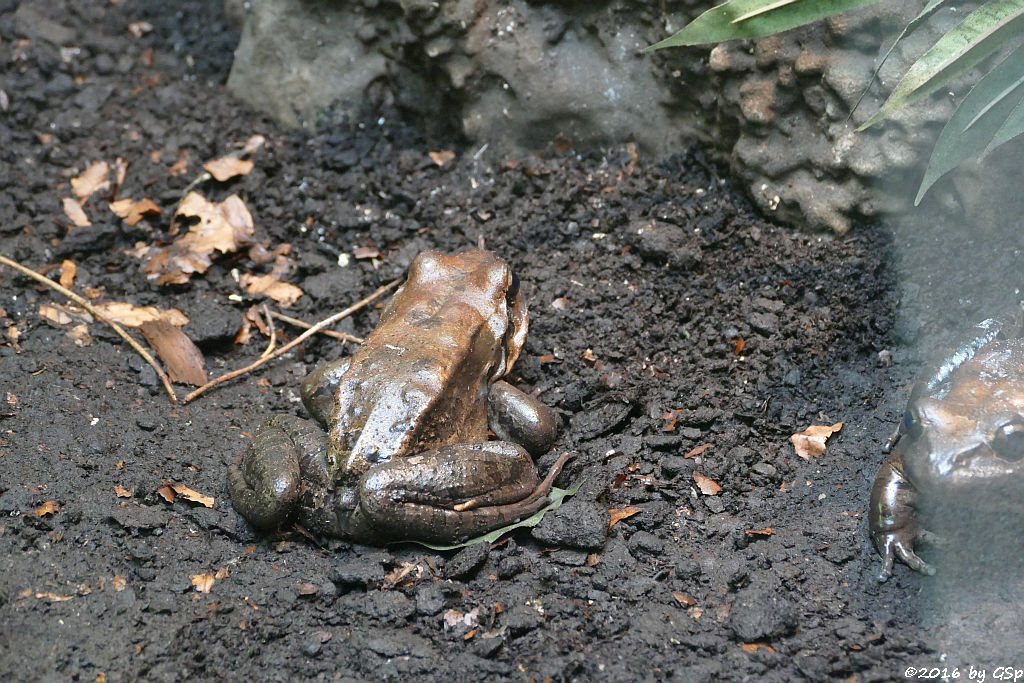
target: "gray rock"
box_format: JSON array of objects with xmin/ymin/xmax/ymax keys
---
[
  {"xmin": 531, "ymin": 500, "xmax": 608, "ymax": 551},
  {"xmin": 727, "ymin": 580, "xmax": 797, "ymax": 642}
]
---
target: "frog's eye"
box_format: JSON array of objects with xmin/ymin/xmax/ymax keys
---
[
  {"xmin": 903, "ymin": 407, "xmax": 923, "ymax": 440},
  {"xmin": 991, "ymin": 423, "xmax": 1024, "ymax": 462},
  {"xmin": 506, "ymin": 270, "xmax": 520, "ymax": 303}
]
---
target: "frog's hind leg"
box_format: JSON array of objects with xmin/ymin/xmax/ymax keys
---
[
  {"xmin": 358, "ymin": 443, "xmax": 571, "ymax": 544},
  {"xmin": 228, "ymin": 414, "xmax": 329, "ymax": 531}
]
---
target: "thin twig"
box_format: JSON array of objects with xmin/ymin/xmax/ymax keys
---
[
  {"xmin": 267, "ymin": 310, "xmax": 364, "ymax": 344},
  {"xmin": 0, "ymin": 253, "xmax": 179, "ymax": 403},
  {"xmin": 259, "ymin": 303, "xmax": 276, "ymax": 359},
  {"xmin": 183, "ymin": 277, "xmax": 400, "ymax": 404}
]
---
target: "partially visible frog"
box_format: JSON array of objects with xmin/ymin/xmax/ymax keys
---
[
  {"xmin": 229, "ymin": 249, "xmax": 567, "ymax": 544},
  {"xmin": 870, "ymin": 315, "xmax": 1024, "ymax": 580}
]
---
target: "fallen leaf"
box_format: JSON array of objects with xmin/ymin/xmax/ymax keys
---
[
  {"xmin": 67, "ymin": 322, "xmax": 91, "ymax": 346},
  {"xmin": 70, "ymin": 161, "xmax": 110, "ymax": 201},
  {"xmin": 128, "ymin": 21, "xmax": 153, "ymax": 37},
  {"xmin": 139, "ymin": 320, "xmax": 207, "ymax": 386},
  {"xmin": 581, "ymin": 348, "xmax": 597, "ymax": 362},
  {"xmin": 92, "ymin": 301, "xmax": 188, "ymax": 328},
  {"xmin": 297, "ymin": 582, "xmax": 318, "ymax": 595},
  {"xmin": 685, "ymin": 443, "xmax": 711, "ymax": 459},
  {"xmin": 39, "ymin": 304, "xmax": 75, "ymax": 326},
  {"xmin": 428, "ymin": 150, "xmax": 455, "ymax": 166},
  {"xmin": 551, "ymin": 297, "xmax": 570, "ymax": 311},
  {"xmin": 608, "ymin": 506, "xmax": 641, "ymax": 528},
  {"xmin": 171, "ymin": 484, "xmax": 214, "ymax": 508},
  {"xmin": 190, "ymin": 573, "xmax": 215, "ymax": 594},
  {"xmin": 203, "ymin": 156, "xmax": 254, "ymax": 182},
  {"xmin": 141, "ymin": 192, "xmax": 254, "ymax": 285},
  {"xmin": 693, "ymin": 471, "xmax": 721, "ymax": 496},
  {"xmin": 109, "ymin": 198, "xmax": 161, "ymax": 226},
  {"xmin": 113, "ymin": 157, "xmax": 128, "ymax": 190},
  {"xmin": 59, "ymin": 260, "xmax": 77, "ymax": 288},
  {"xmin": 242, "ymin": 135, "xmax": 266, "ymax": 155},
  {"xmin": 791, "ymin": 422, "xmax": 844, "ymax": 460},
  {"xmin": 114, "ymin": 485, "xmax": 133, "ymax": 498},
  {"xmin": 740, "ymin": 643, "xmax": 775, "ymax": 653},
  {"xmin": 111, "ymin": 575, "xmax": 127, "ymax": 591},
  {"xmin": 62, "ymin": 197, "xmax": 91, "ymax": 227},
  {"xmin": 744, "ymin": 527, "xmax": 774, "ymax": 536},
  {"xmin": 731, "ymin": 338, "xmax": 745, "ymax": 355},
  {"xmin": 156, "ymin": 484, "xmax": 176, "ymax": 503},
  {"xmin": 168, "ymin": 149, "xmax": 189, "ymax": 176},
  {"xmin": 35, "ymin": 501, "xmax": 60, "ymax": 516},
  {"xmin": 352, "ymin": 246, "xmax": 380, "ymax": 260},
  {"xmin": 239, "ymin": 273, "xmax": 303, "ymax": 306},
  {"xmin": 215, "ymin": 567, "xmax": 229, "ymax": 580},
  {"xmin": 673, "ymin": 592, "xmax": 696, "ymax": 606},
  {"xmin": 35, "ymin": 592, "xmax": 73, "ymax": 602}
]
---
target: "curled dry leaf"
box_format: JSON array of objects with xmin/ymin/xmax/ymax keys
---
[
  {"xmin": 791, "ymin": 422, "xmax": 844, "ymax": 460},
  {"xmin": 141, "ymin": 192, "xmax": 254, "ymax": 285},
  {"xmin": 156, "ymin": 484, "xmax": 175, "ymax": 503},
  {"xmin": 693, "ymin": 471, "xmax": 721, "ymax": 496},
  {"xmin": 215, "ymin": 567, "xmax": 229, "ymax": 580},
  {"xmin": 113, "ymin": 485, "xmax": 133, "ymax": 498},
  {"xmin": 190, "ymin": 573, "xmax": 215, "ymax": 594},
  {"xmin": 111, "ymin": 575, "xmax": 127, "ymax": 592},
  {"xmin": 109, "ymin": 197, "xmax": 161, "ymax": 226},
  {"xmin": 428, "ymin": 150, "xmax": 455, "ymax": 166},
  {"xmin": 70, "ymin": 161, "xmax": 110, "ymax": 201},
  {"xmin": 608, "ymin": 506, "xmax": 642, "ymax": 528},
  {"xmin": 62, "ymin": 197, "xmax": 91, "ymax": 227},
  {"xmin": 239, "ymin": 273, "xmax": 303, "ymax": 306},
  {"xmin": 139, "ymin": 319, "xmax": 207, "ymax": 386},
  {"xmin": 203, "ymin": 156, "xmax": 254, "ymax": 182}
]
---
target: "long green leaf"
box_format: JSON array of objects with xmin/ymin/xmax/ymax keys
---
[
  {"xmin": 983, "ymin": 88, "xmax": 1024, "ymax": 153},
  {"xmin": 850, "ymin": 0, "xmax": 950, "ymax": 118},
  {"xmin": 645, "ymin": 0, "xmax": 883, "ymax": 50},
  {"xmin": 857, "ymin": 0, "xmax": 1024, "ymax": 131},
  {"xmin": 400, "ymin": 482, "xmax": 584, "ymax": 551},
  {"xmin": 915, "ymin": 43, "xmax": 1024, "ymax": 204}
]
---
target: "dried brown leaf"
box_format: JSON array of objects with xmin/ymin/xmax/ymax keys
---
[
  {"xmin": 171, "ymin": 484, "xmax": 214, "ymax": 508},
  {"xmin": 111, "ymin": 575, "xmax": 127, "ymax": 591},
  {"xmin": 35, "ymin": 501, "xmax": 60, "ymax": 516},
  {"xmin": 215, "ymin": 567, "xmax": 229, "ymax": 580},
  {"xmin": 693, "ymin": 471, "xmax": 721, "ymax": 496},
  {"xmin": 608, "ymin": 506, "xmax": 641, "ymax": 528},
  {"xmin": 428, "ymin": 150, "xmax": 455, "ymax": 166},
  {"xmin": 242, "ymin": 135, "xmax": 266, "ymax": 155},
  {"xmin": 62, "ymin": 197, "xmax": 91, "ymax": 227},
  {"xmin": 140, "ymin": 320, "xmax": 207, "ymax": 386},
  {"xmin": 59, "ymin": 260, "xmax": 76, "ymax": 289},
  {"xmin": 791, "ymin": 422, "xmax": 844, "ymax": 460},
  {"xmin": 142, "ymin": 192, "xmax": 254, "ymax": 285},
  {"xmin": 156, "ymin": 484, "xmax": 175, "ymax": 503},
  {"xmin": 190, "ymin": 573, "xmax": 215, "ymax": 593},
  {"xmin": 39, "ymin": 304, "xmax": 77, "ymax": 326},
  {"xmin": 67, "ymin": 323, "xmax": 92, "ymax": 346},
  {"xmin": 114, "ymin": 485, "xmax": 133, "ymax": 498},
  {"xmin": 203, "ymin": 156, "xmax": 254, "ymax": 182},
  {"xmin": 673, "ymin": 592, "xmax": 696, "ymax": 606},
  {"xmin": 70, "ymin": 161, "xmax": 110, "ymax": 200},
  {"xmin": 240, "ymin": 273, "xmax": 303, "ymax": 306},
  {"xmin": 92, "ymin": 301, "xmax": 188, "ymax": 328},
  {"xmin": 109, "ymin": 197, "xmax": 161, "ymax": 226},
  {"xmin": 685, "ymin": 443, "xmax": 711, "ymax": 459}
]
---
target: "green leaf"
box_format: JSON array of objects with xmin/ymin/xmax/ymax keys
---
[
  {"xmin": 983, "ymin": 87, "xmax": 1024, "ymax": 154},
  {"xmin": 857, "ymin": 0, "xmax": 1024, "ymax": 132},
  {"xmin": 850, "ymin": 0, "xmax": 950, "ymax": 118},
  {"xmin": 645, "ymin": 0, "xmax": 883, "ymax": 50},
  {"xmin": 400, "ymin": 482, "xmax": 584, "ymax": 551},
  {"xmin": 915, "ymin": 43, "xmax": 1024, "ymax": 204}
]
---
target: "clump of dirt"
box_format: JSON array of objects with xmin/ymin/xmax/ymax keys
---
[{"xmin": 0, "ymin": 2, "xmax": 944, "ymax": 681}]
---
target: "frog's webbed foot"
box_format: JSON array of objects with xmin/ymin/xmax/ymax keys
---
[
  {"xmin": 228, "ymin": 414, "xmax": 329, "ymax": 532},
  {"xmin": 359, "ymin": 443, "xmax": 571, "ymax": 544},
  {"xmin": 870, "ymin": 455, "xmax": 935, "ymax": 581}
]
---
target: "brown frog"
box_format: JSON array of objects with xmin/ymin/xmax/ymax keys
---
[
  {"xmin": 228, "ymin": 249, "xmax": 567, "ymax": 544},
  {"xmin": 870, "ymin": 315, "xmax": 1024, "ymax": 580}
]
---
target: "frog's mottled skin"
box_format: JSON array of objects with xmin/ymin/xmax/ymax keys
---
[
  {"xmin": 870, "ymin": 316, "xmax": 1024, "ymax": 580},
  {"xmin": 228, "ymin": 250, "xmax": 565, "ymax": 544}
]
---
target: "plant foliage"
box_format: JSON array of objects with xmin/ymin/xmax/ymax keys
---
[{"xmin": 648, "ymin": 0, "xmax": 1024, "ymax": 204}]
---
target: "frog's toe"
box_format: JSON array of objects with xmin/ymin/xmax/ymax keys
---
[
  {"xmin": 875, "ymin": 530, "xmax": 935, "ymax": 580},
  {"xmin": 228, "ymin": 421, "xmax": 303, "ymax": 530}
]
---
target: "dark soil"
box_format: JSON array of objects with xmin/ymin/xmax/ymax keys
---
[{"xmin": 2, "ymin": 2, "xmax": 1017, "ymax": 682}]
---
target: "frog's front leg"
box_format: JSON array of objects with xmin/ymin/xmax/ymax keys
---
[
  {"xmin": 357, "ymin": 443, "xmax": 572, "ymax": 543},
  {"xmin": 487, "ymin": 380, "xmax": 561, "ymax": 455},
  {"xmin": 228, "ymin": 414, "xmax": 330, "ymax": 531},
  {"xmin": 301, "ymin": 357, "xmax": 351, "ymax": 427},
  {"xmin": 869, "ymin": 452, "xmax": 935, "ymax": 580}
]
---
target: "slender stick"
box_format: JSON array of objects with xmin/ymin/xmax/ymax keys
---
[
  {"xmin": 266, "ymin": 310, "xmax": 364, "ymax": 344},
  {"xmin": 259, "ymin": 303, "xmax": 277, "ymax": 359},
  {"xmin": 0, "ymin": 253, "xmax": 179, "ymax": 403},
  {"xmin": 182, "ymin": 277, "xmax": 400, "ymax": 404}
]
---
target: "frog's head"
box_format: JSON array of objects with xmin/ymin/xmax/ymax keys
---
[
  {"xmin": 899, "ymin": 396, "xmax": 1024, "ymax": 490},
  {"xmin": 387, "ymin": 249, "xmax": 528, "ymax": 381}
]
